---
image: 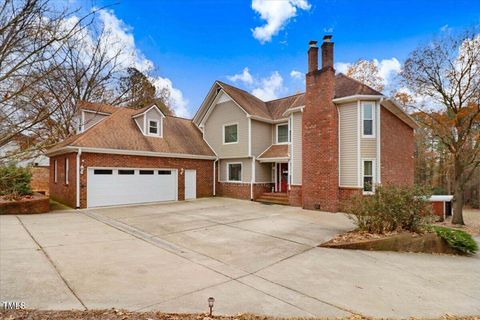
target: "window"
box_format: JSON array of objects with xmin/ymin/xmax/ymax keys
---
[
  {"xmin": 139, "ymin": 170, "xmax": 154, "ymax": 175},
  {"xmin": 94, "ymin": 169, "xmax": 113, "ymax": 175},
  {"xmin": 118, "ymin": 170, "xmax": 135, "ymax": 175},
  {"xmin": 148, "ymin": 120, "xmax": 159, "ymax": 135},
  {"xmin": 363, "ymin": 160, "xmax": 375, "ymax": 193},
  {"xmin": 65, "ymin": 158, "xmax": 69, "ymax": 185},
  {"xmin": 276, "ymin": 123, "xmax": 289, "ymax": 144},
  {"xmin": 158, "ymin": 170, "xmax": 172, "ymax": 175},
  {"xmin": 227, "ymin": 163, "xmax": 242, "ymax": 182},
  {"xmin": 54, "ymin": 160, "xmax": 57, "ymax": 183},
  {"xmin": 362, "ymin": 102, "xmax": 375, "ymax": 137},
  {"xmin": 223, "ymin": 124, "xmax": 238, "ymax": 144}
]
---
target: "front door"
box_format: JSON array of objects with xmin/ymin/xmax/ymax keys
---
[{"xmin": 280, "ymin": 163, "xmax": 288, "ymax": 192}]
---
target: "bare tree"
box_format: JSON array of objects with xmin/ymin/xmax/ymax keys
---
[
  {"xmin": 0, "ymin": 0, "xmax": 92, "ymax": 147},
  {"xmin": 346, "ymin": 59, "xmax": 385, "ymax": 92},
  {"xmin": 401, "ymin": 30, "xmax": 480, "ymax": 225}
]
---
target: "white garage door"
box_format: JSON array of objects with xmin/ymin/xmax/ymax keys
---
[{"xmin": 87, "ymin": 168, "xmax": 177, "ymax": 207}]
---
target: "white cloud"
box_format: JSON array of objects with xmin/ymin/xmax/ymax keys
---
[
  {"xmin": 96, "ymin": 9, "xmax": 189, "ymax": 116},
  {"xmin": 375, "ymin": 58, "xmax": 401, "ymax": 85},
  {"xmin": 251, "ymin": 0, "xmax": 311, "ymax": 44},
  {"xmin": 97, "ymin": 9, "xmax": 153, "ymax": 72},
  {"xmin": 334, "ymin": 62, "xmax": 351, "ymax": 74},
  {"xmin": 151, "ymin": 77, "xmax": 190, "ymax": 117},
  {"xmin": 290, "ymin": 69, "xmax": 303, "ymax": 79},
  {"xmin": 227, "ymin": 67, "xmax": 254, "ymax": 85},
  {"xmin": 251, "ymin": 71, "xmax": 284, "ymax": 100}
]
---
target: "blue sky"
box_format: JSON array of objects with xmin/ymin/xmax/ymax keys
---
[{"xmin": 76, "ymin": 0, "xmax": 479, "ymax": 116}]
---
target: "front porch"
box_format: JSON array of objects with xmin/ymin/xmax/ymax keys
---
[{"xmin": 256, "ymin": 144, "xmax": 292, "ymax": 205}]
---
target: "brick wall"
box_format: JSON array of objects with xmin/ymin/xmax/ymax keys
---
[
  {"xmin": 31, "ymin": 166, "xmax": 50, "ymax": 194},
  {"xmin": 216, "ymin": 182, "xmax": 272, "ymax": 200},
  {"xmin": 288, "ymin": 185, "xmax": 302, "ymax": 206},
  {"xmin": 50, "ymin": 152, "xmax": 214, "ymax": 208},
  {"xmin": 216, "ymin": 182, "xmax": 250, "ymax": 200},
  {"xmin": 381, "ymin": 107, "xmax": 414, "ymax": 187},
  {"xmin": 302, "ymin": 65, "xmax": 339, "ymax": 212},
  {"xmin": 49, "ymin": 153, "xmax": 77, "ymax": 208}
]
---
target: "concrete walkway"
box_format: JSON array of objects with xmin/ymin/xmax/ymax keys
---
[{"xmin": 1, "ymin": 198, "xmax": 479, "ymax": 318}]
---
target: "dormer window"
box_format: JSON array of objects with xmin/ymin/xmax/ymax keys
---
[{"xmin": 148, "ymin": 120, "xmax": 159, "ymax": 135}]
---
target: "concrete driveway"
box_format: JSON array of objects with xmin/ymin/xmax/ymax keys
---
[{"xmin": 1, "ymin": 198, "xmax": 479, "ymax": 318}]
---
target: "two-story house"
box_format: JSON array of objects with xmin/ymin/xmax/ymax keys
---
[{"xmin": 47, "ymin": 36, "xmax": 417, "ymax": 211}]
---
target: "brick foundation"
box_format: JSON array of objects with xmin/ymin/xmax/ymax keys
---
[
  {"xmin": 50, "ymin": 152, "xmax": 214, "ymax": 208},
  {"xmin": 216, "ymin": 182, "xmax": 273, "ymax": 200},
  {"xmin": 288, "ymin": 185, "xmax": 302, "ymax": 206}
]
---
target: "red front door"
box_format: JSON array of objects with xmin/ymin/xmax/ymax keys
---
[{"xmin": 280, "ymin": 163, "xmax": 288, "ymax": 192}]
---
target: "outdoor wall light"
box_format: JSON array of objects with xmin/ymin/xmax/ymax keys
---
[{"xmin": 208, "ymin": 297, "xmax": 215, "ymax": 316}]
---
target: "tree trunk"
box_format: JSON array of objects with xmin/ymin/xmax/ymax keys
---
[{"xmin": 451, "ymin": 157, "xmax": 465, "ymax": 225}]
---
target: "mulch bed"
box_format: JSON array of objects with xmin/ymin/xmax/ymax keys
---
[
  {"xmin": 320, "ymin": 230, "xmax": 461, "ymax": 254},
  {"xmin": 0, "ymin": 310, "xmax": 479, "ymax": 320}
]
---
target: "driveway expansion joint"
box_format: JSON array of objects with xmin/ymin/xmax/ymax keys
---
[{"xmin": 15, "ymin": 216, "xmax": 88, "ymax": 310}]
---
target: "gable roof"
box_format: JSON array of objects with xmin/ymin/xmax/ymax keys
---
[
  {"xmin": 48, "ymin": 105, "xmax": 216, "ymax": 158},
  {"xmin": 195, "ymin": 73, "xmax": 384, "ymax": 124},
  {"xmin": 258, "ymin": 144, "xmax": 289, "ymax": 160},
  {"xmin": 196, "ymin": 74, "xmax": 420, "ymax": 129}
]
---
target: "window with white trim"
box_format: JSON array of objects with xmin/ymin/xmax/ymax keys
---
[
  {"xmin": 148, "ymin": 120, "xmax": 159, "ymax": 135},
  {"xmin": 362, "ymin": 102, "xmax": 375, "ymax": 137},
  {"xmin": 276, "ymin": 123, "xmax": 289, "ymax": 144},
  {"xmin": 227, "ymin": 163, "xmax": 242, "ymax": 182},
  {"xmin": 363, "ymin": 160, "xmax": 375, "ymax": 193},
  {"xmin": 54, "ymin": 160, "xmax": 57, "ymax": 183},
  {"xmin": 223, "ymin": 124, "xmax": 238, "ymax": 144},
  {"xmin": 65, "ymin": 158, "xmax": 69, "ymax": 185}
]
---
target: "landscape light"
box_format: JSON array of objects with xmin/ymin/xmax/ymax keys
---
[{"xmin": 208, "ymin": 297, "xmax": 215, "ymax": 316}]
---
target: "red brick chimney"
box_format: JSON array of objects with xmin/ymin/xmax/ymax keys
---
[{"xmin": 302, "ymin": 35, "xmax": 339, "ymax": 212}]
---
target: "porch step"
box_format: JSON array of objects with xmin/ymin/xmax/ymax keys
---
[{"xmin": 256, "ymin": 192, "xmax": 290, "ymax": 205}]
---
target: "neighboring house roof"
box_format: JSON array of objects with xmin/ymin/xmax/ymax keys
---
[
  {"xmin": 47, "ymin": 105, "xmax": 216, "ymax": 158},
  {"xmin": 258, "ymin": 144, "xmax": 289, "ymax": 160}
]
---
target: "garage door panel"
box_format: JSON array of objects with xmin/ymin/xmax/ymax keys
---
[{"xmin": 87, "ymin": 168, "xmax": 177, "ymax": 208}]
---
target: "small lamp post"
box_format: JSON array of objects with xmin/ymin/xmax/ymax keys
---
[{"xmin": 208, "ymin": 297, "xmax": 215, "ymax": 316}]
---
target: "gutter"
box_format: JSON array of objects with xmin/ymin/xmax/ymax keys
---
[{"xmin": 76, "ymin": 148, "xmax": 82, "ymax": 208}]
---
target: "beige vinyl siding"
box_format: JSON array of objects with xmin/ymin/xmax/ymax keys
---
[
  {"xmin": 134, "ymin": 117, "xmax": 144, "ymax": 133},
  {"xmin": 251, "ymin": 120, "xmax": 272, "ymax": 156},
  {"xmin": 219, "ymin": 158, "xmax": 251, "ymax": 182},
  {"xmin": 83, "ymin": 112, "xmax": 108, "ymax": 131},
  {"xmin": 204, "ymin": 100, "xmax": 248, "ymax": 157},
  {"xmin": 255, "ymin": 161, "xmax": 272, "ymax": 183},
  {"xmin": 291, "ymin": 112, "xmax": 302, "ymax": 185},
  {"xmin": 339, "ymin": 102, "xmax": 358, "ymax": 186},
  {"xmin": 360, "ymin": 138, "xmax": 376, "ymax": 158},
  {"xmin": 145, "ymin": 108, "xmax": 164, "ymax": 134}
]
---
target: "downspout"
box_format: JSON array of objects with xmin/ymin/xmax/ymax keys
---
[
  {"xmin": 76, "ymin": 148, "xmax": 82, "ymax": 209},
  {"xmin": 250, "ymin": 156, "xmax": 255, "ymax": 200},
  {"xmin": 213, "ymin": 158, "xmax": 218, "ymax": 196}
]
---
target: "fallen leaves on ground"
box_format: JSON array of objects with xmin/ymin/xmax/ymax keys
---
[{"xmin": 0, "ymin": 310, "xmax": 479, "ymax": 320}]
